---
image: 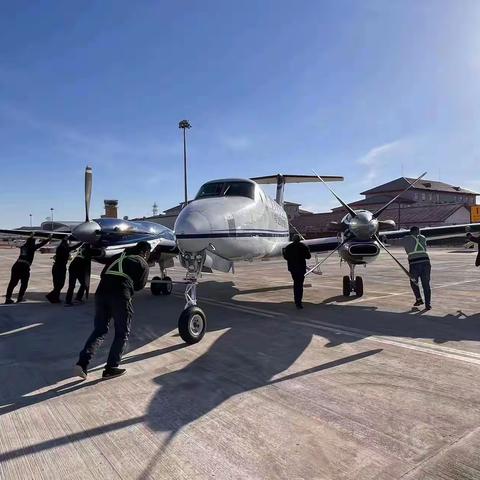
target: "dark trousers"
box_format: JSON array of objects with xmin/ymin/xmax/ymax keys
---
[
  {"xmin": 78, "ymin": 293, "xmax": 133, "ymax": 369},
  {"xmin": 6, "ymin": 262, "xmax": 30, "ymax": 300},
  {"xmin": 66, "ymin": 269, "xmax": 86, "ymax": 304},
  {"xmin": 47, "ymin": 263, "xmax": 67, "ymax": 301},
  {"xmin": 290, "ymin": 269, "xmax": 306, "ymax": 306},
  {"xmin": 410, "ymin": 261, "xmax": 431, "ymax": 306}
]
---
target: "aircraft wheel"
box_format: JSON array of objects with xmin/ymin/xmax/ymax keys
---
[
  {"xmin": 162, "ymin": 276, "xmax": 173, "ymax": 295},
  {"xmin": 342, "ymin": 276, "xmax": 351, "ymax": 297},
  {"xmin": 151, "ymin": 276, "xmax": 162, "ymax": 296},
  {"xmin": 355, "ymin": 276, "xmax": 364, "ymax": 297},
  {"xmin": 178, "ymin": 306, "xmax": 207, "ymax": 344}
]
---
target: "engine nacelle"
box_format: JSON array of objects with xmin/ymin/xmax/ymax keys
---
[{"xmin": 340, "ymin": 241, "xmax": 380, "ymax": 265}]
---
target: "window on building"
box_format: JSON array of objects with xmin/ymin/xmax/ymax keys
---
[
  {"xmin": 421, "ymin": 193, "xmax": 426, "ymax": 201},
  {"xmin": 414, "ymin": 192, "xmax": 418, "ymax": 200}
]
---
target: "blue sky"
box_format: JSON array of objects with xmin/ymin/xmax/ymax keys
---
[{"xmin": 1, "ymin": 0, "xmax": 480, "ymax": 227}]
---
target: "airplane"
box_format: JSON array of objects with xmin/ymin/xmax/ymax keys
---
[
  {"xmin": 173, "ymin": 173, "xmax": 343, "ymax": 343},
  {"xmin": 301, "ymin": 171, "xmax": 480, "ymax": 297}
]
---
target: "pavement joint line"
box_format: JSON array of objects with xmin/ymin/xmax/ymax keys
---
[
  {"xmin": 292, "ymin": 319, "xmax": 480, "ymax": 365},
  {"xmin": 0, "ymin": 323, "xmax": 43, "ymax": 336}
]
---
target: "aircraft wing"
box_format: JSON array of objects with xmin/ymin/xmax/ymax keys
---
[
  {"xmin": 304, "ymin": 236, "xmax": 341, "ymax": 253},
  {"xmin": 0, "ymin": 229, "xmax": 70, "ymax": 240},
  {"xmin": 380, "ymin": 223, "xmax": 480, "ymax": 241}
]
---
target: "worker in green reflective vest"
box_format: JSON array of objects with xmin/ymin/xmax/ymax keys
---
[
  {"xmin": 75, "ymin": 241, "xmax": 151, "ymax": 380},
  {"xmin": 402, "ymin": 226, "xmax": 431, "ymax": 310}
]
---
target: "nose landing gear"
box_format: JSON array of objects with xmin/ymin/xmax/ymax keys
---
[
  {"xmin": 178, "ymin": 252, "xmax": 207, "ymax": 344},
  {"xmin": 342, "ymin": 264, "xmax": 364, "ymax": 297}
]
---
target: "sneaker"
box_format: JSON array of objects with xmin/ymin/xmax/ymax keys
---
[
  {"xmin": 296, "ymin": 303, "xmax": 304, "ymax": 310},
  {"xmin": 16, "ymin": 297, "xmax": 25, "ymax": 303},
  {"xmin": 74, "ymin": 364, "xmax": 87, "ymax": 380},
  {"xmin": 425, "ymin": 305, "xmax": 432, "ymax": 311},
  {"xmin": 413, "ymin": 299, "xmax": 424, "ymax": 307},
  {"xmin": 4, "ymin": 298, "xmax": 14, "ymax": 305},
  {"xmin": 102, "ymin": 367, "xmax": 126, "ymax": 379}
]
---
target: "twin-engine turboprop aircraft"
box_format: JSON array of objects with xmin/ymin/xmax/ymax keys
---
[{"xmin": 3, "ymin": 167, "xmax": 479, "ymax": 348}]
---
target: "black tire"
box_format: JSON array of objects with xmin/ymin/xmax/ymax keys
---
[
  {"xmin": 151, "ymin": 276, "xmax": 162, "ymax": 296},
  {"xmin": 355, "ymin": 276, "xmax": 364, "ymax": 297},
  {"xmin": 178, "ymin": 306, "xmax": 207, "ymax": 344},
  {"xmin": 162, "ymin": 276, "xmax": 173, "ymax": 296},
  {"xmin": 342, "ymin": 276, "xmax": 351, "ymax": 297}
]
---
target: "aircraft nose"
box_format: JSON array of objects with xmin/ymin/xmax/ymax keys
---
[{"xmin": 175, "ymin": 209, "xmax": 212, "ymax": 252}]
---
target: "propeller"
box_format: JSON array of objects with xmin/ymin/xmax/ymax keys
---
[
  {"xmin": 312, "ymin": 169, "xmax": 357, "ymax": 218},
  {"xmin": 72, "ymin": 166, "xmax": 101, "ymax": 243},
  {"xmin": 373, "ymin": 172, "xmax": 427, "ymax": 219},
  {"xmin": 374, "ymin": 234, "xmax": 417, "ymax": 284}
]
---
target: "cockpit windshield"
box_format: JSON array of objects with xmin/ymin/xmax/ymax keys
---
[{"xmin": 195, "ymin": 181, "xmax": 255, "ymax": 200}]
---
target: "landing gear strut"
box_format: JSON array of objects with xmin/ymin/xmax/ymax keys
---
[
  {"xmin": 342, "ymin": 264, "xmax": 364, "ymax": 297},
  {"xmin": 178, "ymin": 252, "xmax": 207, "ymax": 344}
]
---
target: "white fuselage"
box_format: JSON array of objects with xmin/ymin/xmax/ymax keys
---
[{"xmin": 174, "ymin": 180, "xmax": 290, "ymax": 261}]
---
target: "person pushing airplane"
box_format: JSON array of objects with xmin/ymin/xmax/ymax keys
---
[
  {"xmin": 46, "ymin": 238, "xmax": 83, "ymax": 304},
  {"xmin": 74, "ymin": 240, "xmax": 151, "ymax": 380},
  {"xmin": 4, "ymin": 234, "xmax": 52, "ymax": 304},
  {"xmin": 283, "ymin": 234, "xmax": 311, "ymax": 309},
  {"xmin": 402, "ymin": 226, "xmax": 432, "ymax": 310}
]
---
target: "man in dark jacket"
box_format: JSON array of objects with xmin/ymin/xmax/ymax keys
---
[
  {"xmin": 46, "ymin": 238, "xmax": 83, "ymax": 303},
  {"xmin": 283, "ymin": 234, "xmax": 311, "ymax": 309},
  {"xmin": 75, "ymin": 241, "xmax": 151, "ymax": 380},
  {"xmin": 466, "ymin": 232, "xmax": 480, "ymax": 267},
  {"xmin": 65, "ymin": 244, "xmax": 91, "ymax": 306},
  {"xmin": 5, "ymin": 235, "xmax": 51, "ymax": 304}
]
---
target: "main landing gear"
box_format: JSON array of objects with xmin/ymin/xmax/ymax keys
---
[
  {"xmin": 151, "ymin": 265, "xmax": 173, "ymax": 296},
  {"xmin": 342, "ymin": 263, "xmax": 364, "ymax": 297},
  {"xmin": 177, "ymin": 252, "xmax": 207, "ymax": 344}
]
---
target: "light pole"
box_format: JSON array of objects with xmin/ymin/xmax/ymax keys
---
[
  {"xmin": 178, "ymin": 119, "xmax": 191, "ymax": 208},
  {"xmin": 50, "ymin": 208, "xmax": 54, "ymax": 231},
  {"xmin": 29, "ymin": 213, "xmax": 32, "ymax": 228}
]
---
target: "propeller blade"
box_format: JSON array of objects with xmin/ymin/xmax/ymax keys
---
[
  {"xmin": 374, "ymin": 234, "xmax": 417, "ymax": 284},
  {"xmin": 312, "ymin": 169, "xmax": 357, "ymax": 218},
  {"xmin": 85, "ymin": 166, "xmax": 93, "ymax": 222},
  {"xmin": 305, "ymin": 238, "xmax": 348, "ymax": 277},
  {"xmin": 373, "ymin": 171, "xmax": 427, "ymax": 219}
]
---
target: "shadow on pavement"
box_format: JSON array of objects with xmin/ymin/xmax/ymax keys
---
[{"xmin": 1, "ymin": 278, "xmax": 479, "ymax": 467}]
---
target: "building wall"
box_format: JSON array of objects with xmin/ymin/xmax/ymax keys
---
[
  {"xmin": 365, "ymin": 190, "xmax": 475, "ymax": 205},
  {"xmin": 444, "ymin": 207, "xmax": 471, "ymax": 225}
]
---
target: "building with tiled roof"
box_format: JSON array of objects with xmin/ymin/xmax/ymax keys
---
[{"xmin": 291, "ymin": 177, "xmax": 478, "ymax": 238}]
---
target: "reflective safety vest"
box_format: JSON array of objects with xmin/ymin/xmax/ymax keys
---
[
  {"xmin": 104, "ymin": 252, "xmax": 143, "ymax": 284},
  {"xmin": 407, "ymin": 235, "xmax": 428, "ymax": 260}
]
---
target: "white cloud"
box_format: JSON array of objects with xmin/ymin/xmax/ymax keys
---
[
  {"xmin": 357, "ymin": 139, "xmax": 408, "ymax": 184},
  {"xmin": 221, "ymin": 135, "xmax": 252, "ymax": 151}
]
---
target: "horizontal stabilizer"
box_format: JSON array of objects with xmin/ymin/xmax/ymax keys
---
[{"xmin": 251, "ymin": 174, "xmax": 343, "ymax": 184}]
